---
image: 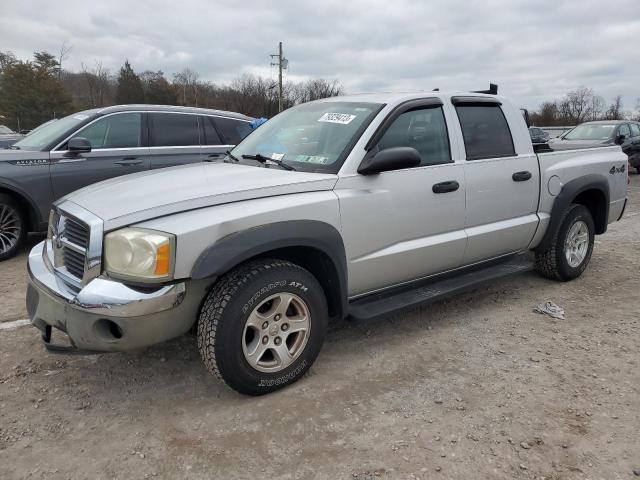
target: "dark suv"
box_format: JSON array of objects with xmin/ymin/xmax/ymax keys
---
[{"xmin": 0, "ymin": 105, "xmax": 254, "ymax": 260}]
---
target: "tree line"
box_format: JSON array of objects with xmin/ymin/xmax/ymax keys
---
[
  {"xmin": 0, "ymin": 50, "xmax": 343, "ymax": 131},
  {"xmin": 530, "ymin": 86, "xmax": 639, "ymax": 126},
  {"xmin": 1, "ymin": 50, "xmax": 638, "ymax": 132}
]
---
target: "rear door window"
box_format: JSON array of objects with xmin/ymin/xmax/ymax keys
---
[
  {"xmin": 214, "ymin": 117, "xmax": 252, "ymax": 145},
  {"xmin": 455, "ymin": 104, "xmax": 515, "ymax": 160},
  {"xmin": 630, "ymin": 123, "xmax": 640, "ymax": 138},
  {"xmin": 149, "ymin": 113, "xmax": 200, "ymax": 147},
  {"xmin": 375, "ymin": 107, "xmax": 451, "ymax": 166},
  {"xmin": 201, "ymin": 116, "xmax": 222, "ymax": 145}
]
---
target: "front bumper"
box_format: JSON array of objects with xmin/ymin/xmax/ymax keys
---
[{"xmin": 27, "ymin": 241, "xmax": 208, "ymax": 352}]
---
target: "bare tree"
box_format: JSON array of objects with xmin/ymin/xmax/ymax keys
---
[
  {"xmin": 57, "ymin": 41, "xmax": 72, "ymax": 79},
  {"xmin": 604, "ymin": 95, "xmax": 623, "ymax": 120},
  {"xmin": 173, "ymin": 68, "xmax": 200, "ymax": 106}
]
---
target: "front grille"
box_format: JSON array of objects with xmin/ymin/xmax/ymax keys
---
[
  {"xmin": 49, "ymin": 201, "xmax": 103, "ymax": 288},
  {"xmin": 63, "ymin": 218, "xmax": 89, "ymax": 249},
  {"xmin": 62, "ymin": 246, "xmax": 86, "ymax": 279}
]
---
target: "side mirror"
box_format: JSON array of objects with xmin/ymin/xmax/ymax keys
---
[
  {"xmin": 67, "ymin": 137, "xmax": 92, "ymax": 154},
  {"xmin": 615, "ymin": 134, "xmax": 625, "ymax": 145},
  {"xmin": 358, "ymin": 147, "xmax": 421, "ymax": 175}
]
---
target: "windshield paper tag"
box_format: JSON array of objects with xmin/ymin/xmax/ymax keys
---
[
  {"xmin": 271, "ymin": 153, "xmax": 285, "ymax": 161},
  {"xmin": 318, "ymin": 113, "xmax": 356, "ymax": 124}
]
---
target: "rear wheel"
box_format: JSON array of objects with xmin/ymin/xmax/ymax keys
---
[
  {"xmin": 535, "ymin": 204, "xmax": 595, "ymax": 281},
  {"xmin": 197, "ymin": 258, "xmax": 328, "ymax": 395},
  {"xmin": 0, "ymin": 194, "xmax": 26, "ymax": 261}
]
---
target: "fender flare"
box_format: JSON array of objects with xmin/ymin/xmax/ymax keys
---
[
  {"xmin": 535, "ymin": 174, "xmax": 609, "ymax": 252},
  {"xmin": 191, "ymin": 220, "xmax": 348, "ymax": 317}
]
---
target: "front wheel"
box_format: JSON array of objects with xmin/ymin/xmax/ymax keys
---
[
  {"xmin": 197, "ymin": 259, "xmax": 328, "ymax": 395},
  {"xmin": 535, "ymin": 204, "xmax": 595, "ymax": 281},
  {"xmin": 0, "ymin": 194, "xmax": 26, "ymax": 261}
]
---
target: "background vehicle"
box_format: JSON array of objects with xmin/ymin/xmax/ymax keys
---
[
  {"xmin": 0, "ymin": 125, "xmax": 23, "ymax": 148},
  {"xmin": 548, "ymin": 120, "xmax": 640, "ymax": 173},
  {"xmin": 27, "ymin": 91, "xmax": 627, "ymax": 395},
  {"xmin": 0, "ymin": 105, "xmax": 253, "ymax": 260},
  {"xmin": 529, "ymin": 126, "xmax": 550, "ymax": 144}
]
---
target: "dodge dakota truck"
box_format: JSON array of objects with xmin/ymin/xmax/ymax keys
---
[{"xmin": 26, "ymin": 90, "xmax": 628, "ymax": 395}]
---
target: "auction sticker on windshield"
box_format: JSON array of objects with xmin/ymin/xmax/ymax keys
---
[{"xmin": 318, "ymin": 113, "xmax": 357, "ymax": 124}]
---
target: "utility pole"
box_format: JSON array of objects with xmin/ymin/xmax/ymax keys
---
[{"xmin": 270, "ymin": 41, "xmax": 288, "ymax": 113}]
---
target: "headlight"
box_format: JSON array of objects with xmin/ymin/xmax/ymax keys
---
[{"xmin": 104, "ymin": 228, "xmax": 175, "ymax": 282}]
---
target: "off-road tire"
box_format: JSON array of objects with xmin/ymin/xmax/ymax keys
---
[
  {"xmin": 0, "ymin": 194, "xmax": 27, "ymax": 261},
  {"xmin": 535, "ymin": 204, "xmax": 595, "ymax": 281},
  {"xmin": 197, "ymin": 258, "xmax": 328, "ymax": 395}
]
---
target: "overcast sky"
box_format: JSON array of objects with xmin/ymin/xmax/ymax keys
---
[{"xmin": 1, "ymin": 0, "xmax": 639, "ymax": 111}]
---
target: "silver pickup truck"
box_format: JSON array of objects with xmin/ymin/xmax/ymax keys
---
[{"xmin": 27, "ymin": 91, "xmax": 628, "ymax": 395}]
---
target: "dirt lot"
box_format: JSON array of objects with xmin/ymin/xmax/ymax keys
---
[{"xmin": 1, "ymin": 176, "xmax": 639, "ymax": 480}]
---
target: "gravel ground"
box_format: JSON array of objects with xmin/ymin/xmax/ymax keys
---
[{"xmin": 0, "ymin": 176, "xmax": 638, "ymax": 480}]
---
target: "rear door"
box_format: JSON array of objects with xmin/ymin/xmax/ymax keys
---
[
  {"xmin": 148, "ymin": 112, "xmax": 201, "ymax": 170},
  {"xmin": 452, "ymin": 98, "xmax": 539, "ymax": 264},
  {"xmin": 49, "ymin": 112, "xmax": 150, "ymax": 200}
]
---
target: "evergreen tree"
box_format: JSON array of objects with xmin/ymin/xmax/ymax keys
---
[
  {"xmin": 140, "ymin": 70, "xmax": 177, "ymax": 105},
  {"xmin": 0, "ymin": 51, "xmax": 72, "ymax": 131},
  {"xmin": 115, "ymin": 60, "xmax": 144, "ymax": 104}
]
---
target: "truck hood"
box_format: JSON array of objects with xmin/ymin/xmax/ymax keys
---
[
  {"xmin": 548, "ymin": 138, "xmax": 610, "ymax": 151},
  {"xmin": 63, "ymin": 162, "xmax": 338, "ymax": 230}
]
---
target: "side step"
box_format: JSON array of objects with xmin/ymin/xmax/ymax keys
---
[{"xmin": 348, "ymin": 254, "xmax": 533, "ymax": 321}]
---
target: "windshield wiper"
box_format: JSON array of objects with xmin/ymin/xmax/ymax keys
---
[
  {"xmin": 241, "ymin": 153, "xmax": 295, "ymax": 171},
  {"xmin": 8, "ymin": 145, "xmax": 20, "ymax": 150}
]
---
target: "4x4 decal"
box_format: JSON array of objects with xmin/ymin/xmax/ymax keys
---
[{"xmin": 609, "ymin": 164, "xmax": 626, "ymax": 175}]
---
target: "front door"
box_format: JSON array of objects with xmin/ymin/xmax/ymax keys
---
[
  {"xmin": 335, "ymin": 102, "xmax": 467, "ymax": 297},
  {"xmin": 49, "ymin": 112, "xmax": 149, "ymax": 200}
]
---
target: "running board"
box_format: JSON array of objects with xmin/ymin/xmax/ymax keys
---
[{"xmin": 348, "ymin": 255, "xmax": 533, "ymax": 321}]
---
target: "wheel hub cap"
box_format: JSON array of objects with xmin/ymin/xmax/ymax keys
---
[
  {"xmin": 564, "ymin": 220, "xmax": 589, "ymax": 268},
  {"xmin": 242, "ymin": 292, "xmax": 311, "ymax": 373},
  {"xmin": 0, "ymin": 204, "xmax": 21, "ymax": 254}
]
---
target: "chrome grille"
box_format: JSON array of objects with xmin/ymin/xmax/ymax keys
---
[
  {"xmin": 48, "ymin": 201, "xmax": 104, "ymax": 288},
  {"xmin": 62, "ymin": 217, "xmax": 89, "ymax": 249},
  {"xmin": 62, "ymin": 244, "xmax": 86, "ymax": 278}
]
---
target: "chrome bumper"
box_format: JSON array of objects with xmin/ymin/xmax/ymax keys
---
[{"xmin": 27, "ymin": 241, "xmax": 207, "ymax": 352}]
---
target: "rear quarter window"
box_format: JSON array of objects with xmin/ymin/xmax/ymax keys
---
[
  {"xmin": 455, "ymin": 104, "xmax": 515, "ymax": 160},
  {"xmin": 214, "ymin": 117, "xmax": 252, "ymax": 145}
]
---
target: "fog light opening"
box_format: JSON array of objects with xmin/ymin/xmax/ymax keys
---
[{"xmin": 94, "ymin": 319, "xmax": 124, "ymax": 342}]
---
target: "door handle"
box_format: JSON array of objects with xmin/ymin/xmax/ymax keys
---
[
  {"xmin": 115, "ymin": 158, "xmax": 142, "ymax": 166},
  {"xmin": 432, "ymin": 180, "xmax": 460, "ymax": 194},
  {"xmin": 512, "ymin": 171, "xmax": 532, "ymax": 182}
]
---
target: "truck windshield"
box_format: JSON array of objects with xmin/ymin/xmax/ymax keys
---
[
  {"xmin": 231, "ymin": 101, "xmax": 382, "ymax": 173},
  {"xmin": 12, "ymin": 113, "xmax": 94, "ymax": 151},
  {"xmin": 564, "ymin": 124, "xmax": 616, "ymax": 141}
]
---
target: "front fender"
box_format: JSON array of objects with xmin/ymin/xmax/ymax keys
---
[{"xmin": 190, "ymin": 220, "xmax": 348, "ymax": 315}]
